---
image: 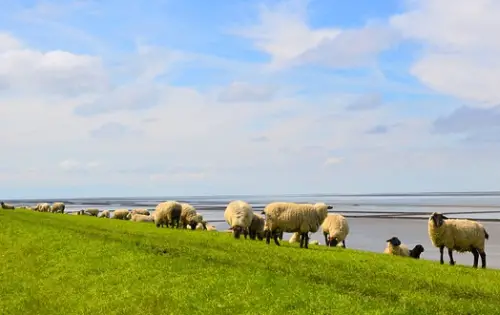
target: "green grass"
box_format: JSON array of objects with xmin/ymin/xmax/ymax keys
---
[{"xmin": 1, "ymin": 209, "xmax": 500, "ymax": 315}]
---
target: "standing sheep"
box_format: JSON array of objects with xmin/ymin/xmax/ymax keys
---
[
  {"xmin": 248, "ymin": 212, "xmax": 265, "ymax": 240},
  {"xmin": 180, "ymin": 203, "xmax": 205, "ymax": 230},
  {"xmin": 113, "ymin": 209, "xmax": 130, "ymax": 220},
  {"xmin": 1, "ymin": 202, "xmax": 15, "ymax": 210},
  {"xmin": 321, "ymin": 214, "xmax": 349, "ymax": 248},
  {"xmin": 154, "ymin": 201, "xmax": 182, "ymax": 228},
  {"xmin": 384, "ymin": 237, "xmax": 425, "ymax": 259},
  {"xmin": 428, "ymin": 212, "xmax": 489, "ymax": 268},
  {"xmin": 51, "ymin": 202, "xmax": 65, "ymax": 214},
  {"xmin": 99, "ymin": 210, "xmax": 110, "ymax": 218},
  {"xmin": 36, "ymin": 203, "xmax": 51, "ymax": 212},
  {"xmin": 262, "ymin": 202, "xmax": 331, "ymax": 248},
  {"xmin": 224, "ymin": 200, "xmax": 254, "ymax": 239}
]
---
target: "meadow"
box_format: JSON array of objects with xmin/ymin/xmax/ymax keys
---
[{"xmin": 1, "ymin": 208, "xmax": 500, "ymax": 315}]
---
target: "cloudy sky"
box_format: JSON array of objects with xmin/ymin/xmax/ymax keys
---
[{"xmin": 1, "ymin": 0, "xmax": 500, "ymax": 199}]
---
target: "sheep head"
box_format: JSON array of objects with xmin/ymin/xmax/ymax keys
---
[
  {"xmin": 409, "ymin": 244, "xmax": 425, "ymax": 259},
  {"xmin": 386, "ymin": 236, "xmax": 402, "ymax": 247},
  {"xmin": 327, "ymin": 236, "xmax": 339, "ymax": 247},
  {"xmin": 430, "ymin": 212, "xmax": 448, "ymax": 228}
]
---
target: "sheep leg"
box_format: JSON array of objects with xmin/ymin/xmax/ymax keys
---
[
  {"xmin": 323, "ymin": 232, "xmax": 329, "ymax": 247},
  {"xmin": 479, "ymin": 249, "xmax": 487, "ymax": 269},
  {"xmin": 447, "ymin": 248, "xmax": 455, "ymax": 266},
  {"xmin": 299, "ymin": 234, "xmax": 304, "ymax": 248},
  {"xmin": 265, "ymin": 230, "xmax": 271, "ymax": 244},
  {"xmin": 439, "ymin": 246, "xmax": 444, "ymax": 264},
  {"xmin": 278, "ymin": 231, "xmax": 283, "ymax": 241},
  {"xmin": 303, "ymin": 233, "xmax": 309, "ymax": 249},
  {"xmin": 471, "ymin": 247, "xmax": 479, "ymax": 268},
  {"xmin": 342, "ymin": 240, "xmax": 346, "ymax": 248},
  {"xmin": 243, "ymin": 228, "xmax": 248, "ymax": 239},
  {"xmin": 273, "ymin": 231, "xmax": 281, "ymax": 246}
]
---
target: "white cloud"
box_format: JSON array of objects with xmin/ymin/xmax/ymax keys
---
[
  {"xmin": 59, "ymin": 159, "xmax": 101, "ymax": 172},
  {"xmin": 235, "ymin": 0, "xmax": 396, "ymax": 70},
  {"xmin": 0, "ymin": 32, "xmax": 108, "ymax": 95},
  {"xmin": 390, "ymin": 0, "xmax": 500, "ymax": 107},
  {"xmin": 217, "ymin": 81, "xmax": 278, "ymax": 103},
  {"xmin": 323, "ymin": 157, "xmax": 343, "ymax": 166}
]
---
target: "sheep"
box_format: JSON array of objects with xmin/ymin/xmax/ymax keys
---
[
  {"xmin": 154, "ymin": 201, "xmax": 182, "ymax": 228},
  {"xmin": 1, "ymin": 201, "xmax": 15, "ymax": 210},
  {"xmin": 51, "ymin": 202, "xmax": 65, "ymax": 214},
  {"xmin": 321, "ymin": 214, "xmax": 349, "ymax": 248},
  {"xmin": 248, "ymin": 212, "xmax": 265, "ymax": 240},
  {"xmin": 224, "ymin": 200, "xmax": 254, "ymax": 239},
  {"xmin": 384, "ymin": 237, "xmax": 425, "ymax": 259},
  {"xmin": 36, "ymin": 203, "xmax": 51, "ymax": 212},
  {"xmin": 206, "ymin": 224, "xmax": 217, "ymax": 231},
  {"xmin": 180, "ymin": 203, "xmax": 205, "ymax": 230},
  {"xmin": 428, "ymin": 212, "xmax": 489, "ymax": 268},
  {"xmin": 131, "ymin": 209, "xmax": 150, "ymax": 216},
  {"xmin": 85, "ymin": 208, "xmax": 99, "ymax": 217},
  {"xmin": 113, "ymin": 209, "xmax": 130, "ymax": 220},
  {"xmin": 130, "ymin": 213, "xmax": 154, "ymax": 222},
  {"xmin": 261, "ymin": 202, "xmax": 331, "ymax": 248},
  {"xmin": 99, "ymin": 210, "xmax": 110, "ymax": 218}
]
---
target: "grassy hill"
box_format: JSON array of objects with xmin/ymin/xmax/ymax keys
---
[{"xmin": 1, "ymin": 209, "xmax": 499, "ymax": 315}]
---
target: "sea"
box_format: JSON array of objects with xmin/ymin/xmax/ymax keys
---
[{"xmin": 5, "ymin": 192, "xmax": 500, "ymax": 269}]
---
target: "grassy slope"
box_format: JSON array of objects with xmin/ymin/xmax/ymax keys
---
[{"xmin": 1, "ymin": 210, "xmax": 500, "ymax": 315}]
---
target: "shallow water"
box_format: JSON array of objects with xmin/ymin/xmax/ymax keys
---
[{"xmin": 7, "ymin": 193, "xmax": 500, "ymax": 269}]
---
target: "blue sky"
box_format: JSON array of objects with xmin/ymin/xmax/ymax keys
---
[{"xmin": 1, "ymin": 0, "xmax": 500, "ymax": 199}]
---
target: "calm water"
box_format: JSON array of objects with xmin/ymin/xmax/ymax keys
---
[{"xmin": 6, "ymin": 193, "xmax": 500, "ymax": 269}]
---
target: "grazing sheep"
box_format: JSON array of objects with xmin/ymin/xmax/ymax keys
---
[
  {"xmin": 36, "ymin": 203, "xmax": 51, "ymax": 212},
  {"xmin": 384, "ymin": 237, "xmax": 425, "ymax": 259},
  {"xmin": 248, "ymin": 212, "xmax": 265, "ymax": 240},
  {"xmin": 51, "ymin": 202, "xmax": 65, "ymax": 214},
  {"xmin": 131, "ymin": 209, "xmax": 150, "ymax": 216},
  {"xmin": 262, "ymin": 202, "xmax": 331, "ymax": 248},
  {"xmin": 154, "ymin": 201, "xmax": 182, "ymax": 228},
  {"xmin": 428, "ymin": 212, "xmax": 489, "ymax": 268},
  {"xmin": 0, "ymin": 201, "xmax": 15, "ymax": 210},
  {"xmin": 113, "ymin": 209, "xmax": 130, "ymax": 220},
  {"xmin": 84, "ymin": 208, "xmax": 99, "ymax": 217},
  {"xmin": 224, "ymin": 200, "xmax": 254, "ymax": 239},
  {"xmin": 130, "ymin": 213, "xmax": 154, "ymax": 222},
  {"xmin": 321, "ymin": 214, "xmax": 349, "ymax": 248},
  {"xmin": 180, "ymin": 203, "xmax": 205, "ymax": 230},
  {"xmin": 99, "ymin": 210, "xmax": 110, "ymax": 218}
]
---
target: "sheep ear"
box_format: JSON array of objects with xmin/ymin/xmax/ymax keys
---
[
  {"xmin": 327, "ymin": 205, "xmax": 333, "ymax": 209},
  {"xmin": 260, "ymin": 210, "xmax": 265, "ymax": 215},
  {"xmin": 441, "ymin": 215, "xmax": 448, "ymax": 219}
]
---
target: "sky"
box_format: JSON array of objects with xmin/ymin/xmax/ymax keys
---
[{"xmin": 2, "ymin": 0, "xmax": 500, "ymax": 199}]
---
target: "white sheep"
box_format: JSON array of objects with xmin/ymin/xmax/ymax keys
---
[
  {"xmin": 206, "ymin": 224, "xmax": 217, "ymax": 231},
  {"xmin": 321, "ymin": 214, "xmax": 349, "ymax": 248},
  {"xmin": 248, "ymin": 212, "xmax": 265, "ymax": 240},
  {"xmin": 113, "ymin": 209, "xmax": 130, "ymax": 220},
  {"xmin": 130, "ymin": 213, "xmax": 154, "ymax": 222},
  {"xmin": 180, "ymin": 203, "xmax": 205, "ymax": 230},
  {"xmin": 131, "ymin": 209, "xmax": 150, "ymax": 216},
  {"xmin": 428, "ymin": 212, "xmax": 489, "ymax": 268},
  {"xmin": 384, "ymin": 237, "xmax": 425, "ymax": 259},
  {"xmin": 224, "ymin": 200, "xmax": 254, "ymax": 239},
  {"xmin": 154, "ymin": 201, "xmax": 182, "ymax": 228},
  {"xmin": 1, "ymin": 201, "xmax": 15, "ymax": 210},
  {"xmin": 99, "ymin": 210, "xmax": 110, "ymax": 218},
  {"xmin": 85, "ymin": 208, "xmax": 100, "ymax": 217},
  {"xmin": 37, "ymin": 203, "xmax": 51, "ymax": 212},
  {"xmin": 51, "ymin": 202, "xmax": 65, "ymax": 214},
  {"xmin": 261, "ymin": 202, "xmax": 331, "ymax": 248}
]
